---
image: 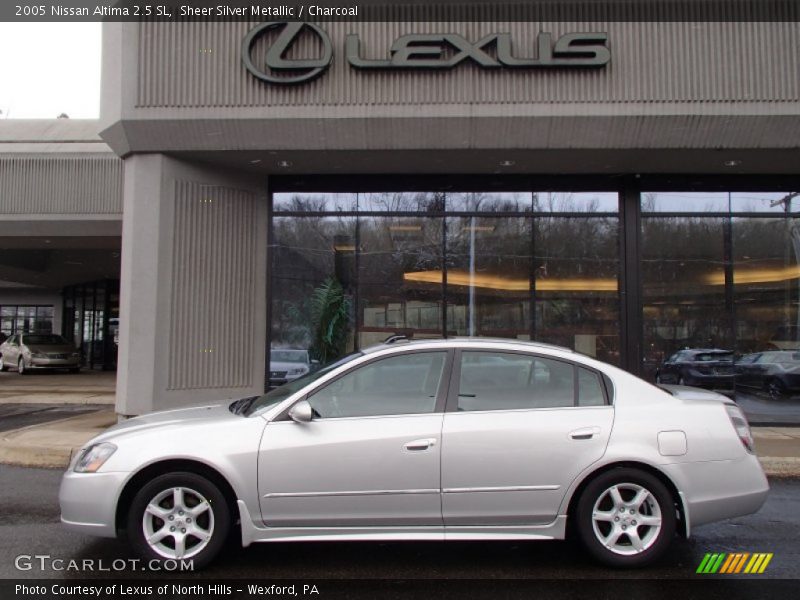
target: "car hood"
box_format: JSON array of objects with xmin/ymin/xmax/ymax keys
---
[
  {"xmin": 24, "ymin": 344, "xmax": 75, "ymax": 353},
  {"xmin": 269, "ymin": 361, "xmax": 307, "ymax": 371},
  {"xmin": 658, "ymin": 384, "xmax": 730, "ymax": 403},
  {"xmin": 90, "ymin": 403, "xmax": 240, "ymax": 443}
]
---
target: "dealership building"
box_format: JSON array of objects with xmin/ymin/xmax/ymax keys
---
[{"xmin": 1, "ymin": 11, "xmax": 800, "ymax": 417}]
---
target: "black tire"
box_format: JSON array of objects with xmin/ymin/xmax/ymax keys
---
[
  {"xmin": 766, "ymin": 379, "xmax": 786, "ymax": 399},
  {"xmin": 576, "ymin": 468, "xmax": 677, "ymax": 568},
  {"xmin": 127, "ymin": 472, "xmax": 231, "ymax": 570}
]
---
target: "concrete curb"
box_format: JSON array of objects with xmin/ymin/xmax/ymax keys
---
[
  {"xmin": 0, "ymin": 409, "xmax": 116, "ymax": 469},
  {"xmin": 758, "ymin": 456, "xmax": 800, "ymax": 478}
]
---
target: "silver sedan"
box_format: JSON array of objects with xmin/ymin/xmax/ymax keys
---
[{"xmin": 59, "ymin": 338, "xmax": 768, "ymax": 569}]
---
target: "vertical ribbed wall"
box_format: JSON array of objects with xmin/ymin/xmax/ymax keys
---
[
  {"xmin": 0, "ymin": 155, "xmax": 123, "ymax": 214},
  {"xmin": 167, "ymin": 181, "xmax": 260, "ymax": 390},
  {"xmin": 136, "ymin": 21, "xmax": 800, "ymax": 108}
]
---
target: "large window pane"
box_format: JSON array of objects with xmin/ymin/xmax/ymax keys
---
[
  {"xmin": 533, "ymin": 192, "xmax": 619, "ymax": 213},
  {"xmin": 534, "ymin": 216, "xmax": 620, "ymax": 364},
  {"xmin": 641, "ymin": 192, "xmax": 729, "ymax": 213},
  {"xmin": 448, "ymin": 192, "xmax": 531, "ymax": 212},
  {"xmin": 445, "ymin": 216, "xmax": 532, "ymax": 339},
  {"xmin": 270, "ymin": 216, "xmax": 356, "ymax": 366},
  {"xmin": 641, "ymin": 216, "xmax": 732, "ymax": 382},
  {"xmin": 273, "ymin": 193, "xmax": 357, "ymax": 212},
  {"xmin": 358, "ymin": 216, "xmax": 443, "ymax": 347},
  {"xmin": 733, "ymin": 216, "xmax": 800, "ymax": 354}
]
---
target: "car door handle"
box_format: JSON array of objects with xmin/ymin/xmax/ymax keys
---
[
  {"xmin": 569, "ymin": 427, "xmax": 601, "ymax": 440},
  {"xmin": 403, "ymin": 438, "xmax": 437, "ymax": 451}
]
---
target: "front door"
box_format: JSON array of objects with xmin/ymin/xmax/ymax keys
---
[
  {"xmin": 258, "ymin": 350, "xmax": 451, "ymax": 528},
  {"xmin": 441, "ymin": 350, "xmax": 614, "ymax": 525}
]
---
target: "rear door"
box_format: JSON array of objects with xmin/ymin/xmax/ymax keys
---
[{"xmin": 441, "ymin": 350, "xmax": 614, "ymax": 526}]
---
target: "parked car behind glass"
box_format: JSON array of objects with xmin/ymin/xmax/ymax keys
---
[
  {"xmin": 654, "ymin": 349, "xmax": 735, "ymax": 390},
  {"xmin": 735, "ymin": 351, "xmax": 800, "ymax": 398},
  {"xmin": 0, "ymin": 333, "xmax": 81, "ymax": 374},
  {"xmin": 268, "ymin": 348, "xmax": 317, "ymax": 388}
]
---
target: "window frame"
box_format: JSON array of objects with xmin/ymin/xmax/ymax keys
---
[
  {"xmin": 445, "ymin": 348, "xmax": 612, "ymax": 414},
  {"xmin": 277, "ymin": 348, "xmax": 455, "ymax": 421}
]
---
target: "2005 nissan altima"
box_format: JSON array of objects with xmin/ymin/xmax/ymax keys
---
[{"xmin": 59, "ymin": 338, "xmax": 768, "ymax": 569}]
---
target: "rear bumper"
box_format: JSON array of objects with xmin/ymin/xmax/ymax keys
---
[{"xmin": 663, "ymin": 454, "xmax": 769, "ymax": 531}]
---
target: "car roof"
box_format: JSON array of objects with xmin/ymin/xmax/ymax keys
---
[{"xmin": 361, "ymin": 337, "xmax": 574, "ymax": 355}]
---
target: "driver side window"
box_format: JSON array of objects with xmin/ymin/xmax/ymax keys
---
[{"xmin": 307, "ymin": 351, "xmax": 447, "ymax": 419}]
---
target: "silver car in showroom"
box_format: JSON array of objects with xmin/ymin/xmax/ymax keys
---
[
  {"xmin": 59, "ymin": 338, "xmax": 768, "ymax": 569},
  {"xmin": 0, "ymin": 333, "xmax": 81, "ymax": 374}
]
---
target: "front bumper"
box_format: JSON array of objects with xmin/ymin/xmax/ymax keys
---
[
  {"xmin": 59, "ymin": 470, "xmax": 128, "ymax": 538},
  {"xmin": 28, "ymin": 357, "xmax": 80, "ymax": 369},
  {"xmin": 663, "ymin": 453, "xmax": 769, "ymax": 531}
]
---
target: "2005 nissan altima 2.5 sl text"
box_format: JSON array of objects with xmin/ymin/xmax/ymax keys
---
[{"xmin": 59, "ymin": 338, "xmax": 768, "ymax": 569}]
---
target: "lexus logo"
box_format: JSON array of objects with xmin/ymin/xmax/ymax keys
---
[
  {"xmin": 242, "ymin": 22, "xmax": 333, "ymax": 84},
  {"xmin": 243, "ymin": 22, "xmax": 609, "ymax": 85}
]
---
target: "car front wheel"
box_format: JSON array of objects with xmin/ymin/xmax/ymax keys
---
[
  {"xmin": 127, "ymin": 472, "xmax": 230, "ymax": 569},
  {"xmin": 576, "ymin": 468, "xmax": 676, "ymax": 568},
  {"xmin": 17, "ymin": 358, "xmax": 27, "ymax": 375},
  {"xmin": 766, "ymin": 379, "xmax": 786, "ymax": 399},
  {"xmin": 0, "ymin": 355, "xmax": 6, "ymax": 371}
]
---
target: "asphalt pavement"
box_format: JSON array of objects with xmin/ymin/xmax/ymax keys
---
[
  {"xmin": 1, "ymin": 465, "xmax": 798, "ymax": 582},
  {"xmin": 0, "ymin": 404, "xmax": 107, "ymax": 433}
]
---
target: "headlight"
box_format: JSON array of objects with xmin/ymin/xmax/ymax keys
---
[{"xmin": 74, "ymin": 442, "xmax": 117, "ymax": 473}]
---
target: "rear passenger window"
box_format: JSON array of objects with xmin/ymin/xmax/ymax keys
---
[
  {"xmin": 457, "ymin": 352, "xmax": 574, "ymax": 411},
  {"xmin": 578, "ymin": 367, "xmax": 606, "ymax": 406}
]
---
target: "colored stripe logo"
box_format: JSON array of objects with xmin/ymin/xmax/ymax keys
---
[{"xmin": 696, "ymin": 552, "xmax": 773, "ymax": 574}]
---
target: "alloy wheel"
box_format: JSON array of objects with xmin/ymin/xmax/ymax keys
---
[
  {"xmin": 767, "ymin": 380, "xmax": 785, "ymax": 399},
  {"xmin": 591, "ymin": 482, "xmax": 663, "ymax": 556},
  {"xmin": 141, "ymin": 486, "xmax": 215, "ymax": 559},
  {"xmin": 17, "ymin": 358, "xmax": 25, "ymax": 375}
]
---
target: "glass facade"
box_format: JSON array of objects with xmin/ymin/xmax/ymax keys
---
[
  {"xmin": 0, "ymin": 305, "xmax": 53, "ymax": 337},
  {"xmin": 269, "ymin": 191, "xmax": 620, "ymax": 367},
  {"xmin": 61, "ymin": 280, "xmax": 120, "ymax": 370},
  {"xmin": 269, "ymin": 185, "xmax": 800, "ymax": 423}
]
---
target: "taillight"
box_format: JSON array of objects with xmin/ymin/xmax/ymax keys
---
[{"xmin": 725, "ymin": 404, "xmax": 755, "ymax": 454}]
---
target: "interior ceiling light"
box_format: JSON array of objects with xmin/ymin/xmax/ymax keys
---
[
  {"xmin": 277, "ymin": 160, "xmax": 293, "ymax": 168},
  {"xmin": 703, "ymin": 265, "xmax": 800, "ymax": 285},
  {"xmin": 403, "ymin": 270, "xmax": 618, "ymax": 292},
  {"xmin": 249, "ymin": 159, "xmax": 262, "ymax": 164},
  {"xmin": 462, "ymin": 225, "xmax": 496, "ymax": 232},
  {"xmin": 499, "ymin": 160, "xmax": 516, "ymax": 167},
  {"xmin": 724, "ymin": 160, "xmax": 742, "ymax": 167}
]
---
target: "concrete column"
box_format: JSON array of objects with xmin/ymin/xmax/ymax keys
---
[{"xmin": 116, "ymin": 154, "xmax": 267, "ymax": 416}]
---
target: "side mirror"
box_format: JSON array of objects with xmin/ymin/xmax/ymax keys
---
[{"xmin": 288, "ymin": 400, "xmax": 313, "ymax": 423}]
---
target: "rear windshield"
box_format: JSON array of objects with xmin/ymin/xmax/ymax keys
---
[
  {"xmin": 23, "ymin": 335, "xmax": 68, "ymax": 345},
  {"xmin": 695, "ymin": 352, "xmax": 733, "ymax": 362}
]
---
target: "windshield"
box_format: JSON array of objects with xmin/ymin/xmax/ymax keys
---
[
  {"xmin": 270, "ymin": 349, "xmax": 309, "ymax": 363},
  {"xmin": 24, "ymin": 334, "xmax": 68, "ymax": 345},
  {"xmin": 243, "ymin": 352, "xmax": 363, "ymax": 416}
]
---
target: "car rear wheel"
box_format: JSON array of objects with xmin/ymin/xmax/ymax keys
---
[
  {"xmin": 766, "ymin": 379, "xmax": 786, "ymax": 399},
  {"xmin": 576, "ymin": 468, "xmax": 676, "ymax": 568},
  {"xmin": 127, "ymin": 472, "xmax": 231, "ymax": 569}
]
